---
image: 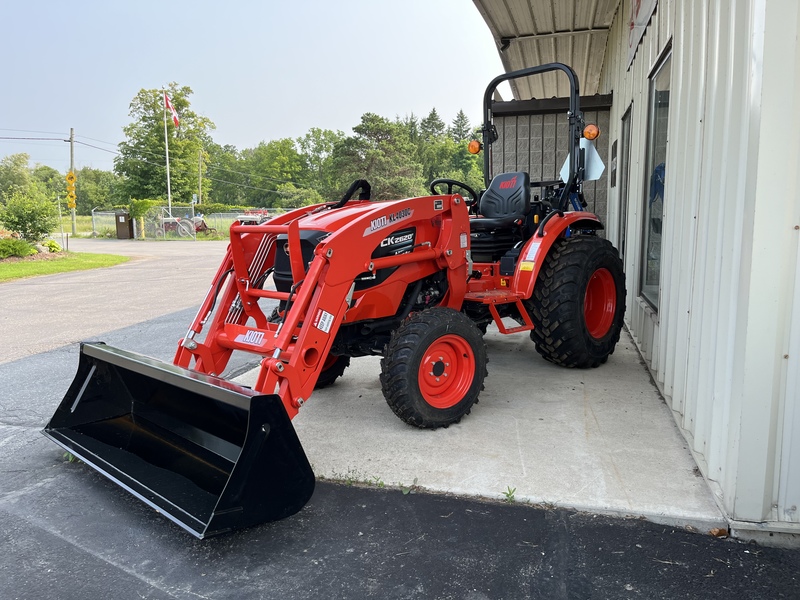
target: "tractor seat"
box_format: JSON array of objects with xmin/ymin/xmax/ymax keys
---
[{"xmin": 470, "ymin": 172, "xmax": 531, "ymax": 231}]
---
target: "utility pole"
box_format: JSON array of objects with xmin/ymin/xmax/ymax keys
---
[{"xmin": 70, "ymin": 128, "xmax": 76, "ymax": 235}]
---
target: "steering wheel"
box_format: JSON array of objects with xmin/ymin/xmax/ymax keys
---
[{"xmin": 429, "ymin": 178, "xmax": 479, "ymax": 206}]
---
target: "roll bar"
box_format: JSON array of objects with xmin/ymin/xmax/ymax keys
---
[{"xmin": 480, "ymin": 63, "xmax": 586, "ymax": 211}]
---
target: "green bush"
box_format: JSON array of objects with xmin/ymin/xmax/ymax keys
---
[
  {"xmin": 0, "ymin": 190, "xmax": 59, "ymax": 242},
  {"xmin": 0, "ymin": 238, "xmax": 37, "ymax": 259},
  {"xmin": 194, "ymin": 202, "xmax": 255, "ymax": 214},
  {"xmin": 128, "ymin": 199, "xmax": 161, "ymax": 220},
  {"xmin": 42, "ymin": 239, "xmax": 62, "ymax": 252}
]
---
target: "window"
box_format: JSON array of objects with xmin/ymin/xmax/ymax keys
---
[{"xmin": 640, "ymin": 52, "xmax": 671, "ymax": 309}]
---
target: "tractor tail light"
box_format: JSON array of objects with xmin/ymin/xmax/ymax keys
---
[{"xmin": 583, "ymin": 124, "xmax": 600, "ymax": 140}]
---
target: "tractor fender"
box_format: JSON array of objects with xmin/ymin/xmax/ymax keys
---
[{"xmin": 512, "ymin": 212, "xmax": 604, "ymax": 300}]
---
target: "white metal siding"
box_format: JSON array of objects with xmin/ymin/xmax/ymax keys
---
[
  {"xmin": 599, "ymin": 0, "xmax": 800, "ymax": 529},
  {"xmin": 778, "ymin": 3, "xmax": 800, "ymax": 523}
]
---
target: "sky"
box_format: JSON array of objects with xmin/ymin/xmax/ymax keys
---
[{"xmin": 0, "ymin": 0, "xmax": 506, "ymax": 173}]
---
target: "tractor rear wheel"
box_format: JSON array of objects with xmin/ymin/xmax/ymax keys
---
[
  {"xmin": 527, "ymin": 236, "xmax": 626, "ymax": 368},
  {"xmin": 380, "ymin": 308, "xmax": 487, "ymax": 429}
]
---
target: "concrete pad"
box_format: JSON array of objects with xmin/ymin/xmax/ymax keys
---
[{"xmin": 236, "ymin": 326, "xmax": 725, "ymax": 532}]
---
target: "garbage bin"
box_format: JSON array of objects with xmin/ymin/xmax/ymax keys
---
[{"xmin": 115, "ymin": 211, "xmax": 134, "ymax": 239}]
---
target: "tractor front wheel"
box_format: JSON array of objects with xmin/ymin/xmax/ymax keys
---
[
  {"xmin": 380, "ymin": 308, "xmax": 487, "ymax": 429},
  {"xmin": 527, "ymin": 236, "xmax": 626, "ymax": 368},
  {"xmin": 314, "ymin": 354, "xmax": 350, "ymax": 389}
]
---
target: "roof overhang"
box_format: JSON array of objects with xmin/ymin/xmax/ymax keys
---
[{"xmin": 472, "ymin": 0, "xmax": 622, "ymax": 99}]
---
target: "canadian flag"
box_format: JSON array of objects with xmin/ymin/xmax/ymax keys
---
[{"xmin": 164, "ymin": 93, "xmax": 180, "ymax": 128}]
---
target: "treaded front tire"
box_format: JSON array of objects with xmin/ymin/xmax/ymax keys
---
[
  {"xmin": 314, "ymin": 355, "xmax": 350, "ymax": 389},
  {"xmin": 527, "ymin": 236, "xmax": 626, "ymax": 368},
  {"xmin": 380, "ymin": 308, "xmax": 487, "ymax": 429}
]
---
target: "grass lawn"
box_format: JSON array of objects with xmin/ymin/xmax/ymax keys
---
[
  {"xmin": 0, "ymin": 252, "xmax": 131, "ymax": 283},
  {"xmin": 58, "ymin": 215, "xmax": 95, "ymax": 236}
]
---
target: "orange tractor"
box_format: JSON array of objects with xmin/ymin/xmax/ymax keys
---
[{"xmin": 44, "ymin": 63, "xmax": 625, "ymax": 538}]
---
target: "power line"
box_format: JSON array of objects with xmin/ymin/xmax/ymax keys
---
[
  {"xmin": 70, "ymin": 133, "xmax": 311, "ymax": 187},
  {"xmin": 0, "ymin": 128, "xmax": 67, "ymax": 136},
  {"xmin": 2, "ymin": 133, "xmax": 314, "ymax": 196},
  {"xmin": 0, "ymin": 136, "xmax": 67, "ymax": 141},
  {"xmin": 74, "ymin": 134, "xmax": 120, "ymax": 147},
  {"xmin": 25, "ymin": 129, "xmax": 311, "ymax": 188},
  {"xmin": 73, "ymin": 140, "xmax": 120, "ymax": 154},
  {"xmin": 74, "ymin": 143, "xmax": 284, "ymax": 195}
]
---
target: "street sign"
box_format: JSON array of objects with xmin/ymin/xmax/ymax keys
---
[{"xmin": 65, "ymin": 172, "xmax": 76, "ymax": 184}]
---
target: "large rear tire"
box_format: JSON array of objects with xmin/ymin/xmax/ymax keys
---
[
  {"xmin": 527, "ymin": 236, "xmax": 626, "ymax": 368},
  {"xmin": 380, "ymin": 308, "xmax": 487, "ymax": 429}
]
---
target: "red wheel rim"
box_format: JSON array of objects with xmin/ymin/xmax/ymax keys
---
[
  {"xmin": 418, "ymin": 334, "xmax": 475, "ymax": 409},
  {"xmin": 584, "ymin": 268, "xmax": 617, "ymax": 339},
  {"xmin": 321, "ymin": 354, "xmax": 339, "ymax": 371}
]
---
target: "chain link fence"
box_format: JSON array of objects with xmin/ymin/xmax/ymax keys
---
[
  {"xmin": 132, "ymin": 207, "xmax": 195, "ymax": 240},
  {"xmin": 129, "ymin": 207, "xmax": 286, "ymax": 240},
  {"xmin": 90, "ymin": 207, "xmax": 288, "ymax": 240},
  {"xmin": 90, "ymin": 210, "xmax": 118, "ymax": 238}
]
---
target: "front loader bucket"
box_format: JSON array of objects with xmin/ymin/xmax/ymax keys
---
[{"xmin": 43, "ymin": 342, "xmax": 315, "ymax": 538}]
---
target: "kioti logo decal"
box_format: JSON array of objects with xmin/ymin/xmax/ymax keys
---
[
  {"xmin": 499, "ymin": 176, "xmax": 517, "ymax": 189},
  {"xmin": 364, "ymin": 208, "xmax": 413, "ymax": 235},
  {"xmin": 235, "ymin": 329, "xmax": 265, "ymax": 346}
]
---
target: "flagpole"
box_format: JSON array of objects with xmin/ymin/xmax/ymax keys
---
[{"xmin": 163, "ymin": 91, "xmax": 173, "ymax": 217}]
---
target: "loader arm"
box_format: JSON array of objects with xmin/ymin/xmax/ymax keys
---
[
  {"xmin": 174, "ymin": 204, "xmax": 331, "ymax": 375},
  {"xmin": 177, "ymin": 194, "xmax": 471, "ymax": 420}
]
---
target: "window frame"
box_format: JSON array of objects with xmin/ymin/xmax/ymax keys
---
[
  {"xmin": 639, "ymin": 50, "xmax": 672, "ymax": 311},
  {"xmin": 618, "ymin": 104, "xmax": 634, "ymax": 265}
]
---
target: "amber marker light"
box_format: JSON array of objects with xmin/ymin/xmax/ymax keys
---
[
  {"xmin": 467, "ymin": 139, "xmax": 482, "ymax": 154},
  {"xmin": 583, "ymin": 124, "xmax": 600, "ymax": 140}
]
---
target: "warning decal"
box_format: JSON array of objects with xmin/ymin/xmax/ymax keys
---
[
  {"xmin": 524, "ymin": 241, "xmax": 541, "ymax": 262},
  {"xmin": 314, "ymin": 309, "xmax": 334, "ymax": 333}
]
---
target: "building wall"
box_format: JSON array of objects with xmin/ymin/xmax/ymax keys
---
[
  {"xmin": 599, "ymin": 0, "xmax": 800, "ymax": 531},
  {"xmin": 490, "ymin": 109, "xmax": 610, "ymax": 221}
]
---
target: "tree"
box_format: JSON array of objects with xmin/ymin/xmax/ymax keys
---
[
  {"xmin": 0, "ymin": 187, "xmax": 58, "ymax": 241},
  {"xmin": 296, "ymin": 128, "xmax": 345, "ymax": 200},
  {"xmin": 449, "ymin": 110, "xmax": 472, "ymax": 142},
  {"xmin": 240, "ymin": 139, "xmax": 307, "ymax": 207},
  {"xmin": 0, "ymin": 153, "xmax": 33, "ymax": 201},
  {"xmin": 114, "ymin": 84, "xmax": 216, "ymax": 208},
  {"xmin": 398, "ymin": 113, "xmax": 420, "ymax": 145},
  {"xmin": 329, "ymin": 113, "xmax": 426, "ymax": 200},
  {"xmin": 273, "ymin": 183, "xmax": 324, "ymax": 209},
  {"xmin": 74, "ymin": 167, "xmax": 124, "ymax": 214},
  {"xmin": 404, "ymin": 110, "xmax": 482, "ymax": 185},
  {"xmin": 32, "ymin": 164, "xmax": 63, "ymax": 201},
  {"xmin": 205, "ymin": 143, "xmax": 245, "ymax": 205},
  {"xmin": 420, "ymin": 108, "xmax": 446, "ymax": 142}
]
